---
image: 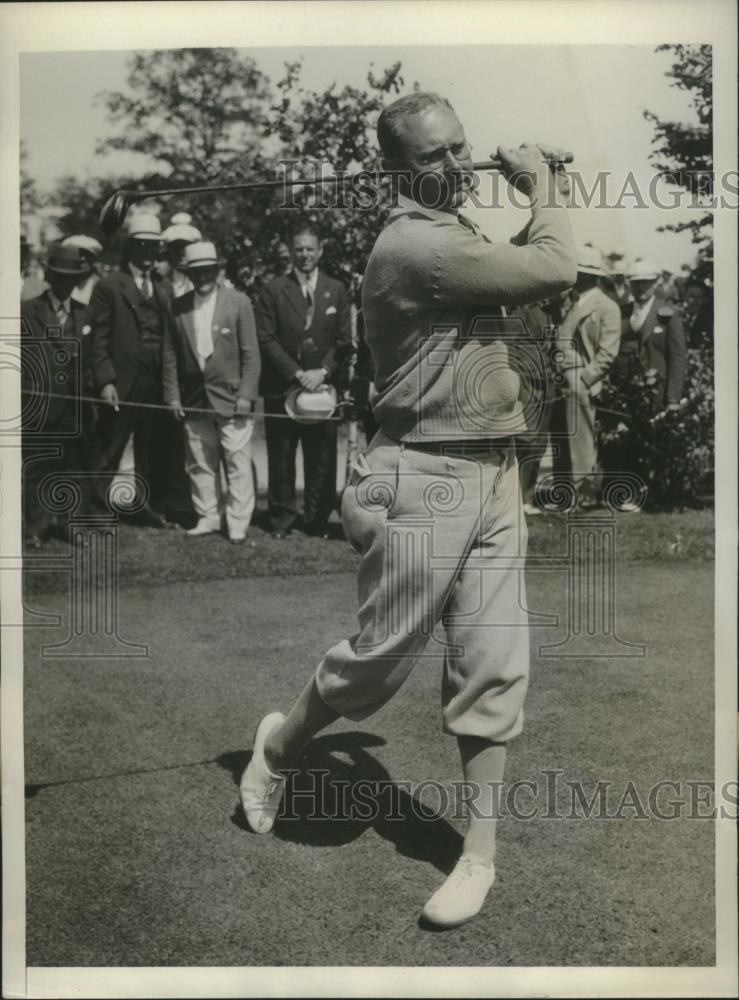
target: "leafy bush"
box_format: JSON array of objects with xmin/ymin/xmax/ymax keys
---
[{"xmin": 596, "ymin": 347, "xmax": 714, "ymax": 509}]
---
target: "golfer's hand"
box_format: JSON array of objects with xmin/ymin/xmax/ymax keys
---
[
  {"xmin": 101, "ymin": 383, "xmax": 119, "ymax": 412},
  {"xmin": 496, "ymin": 142, "xmax": 561, "ymax": 201},
  {"xmin": 235, "ymin": 397, "xmax": 253, "ymax": 417},
  {"xmin": 168, "ymin": 400, "xmax": 185, "ymax": 421},
  {"xmin": 297, "ymin": 369, "xmax": 326, "ymax": 392}
]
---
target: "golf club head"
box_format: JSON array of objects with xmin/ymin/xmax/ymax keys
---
[{"xmin": 99, "ymin": 190, "xmax": 133, "ymax": 237}]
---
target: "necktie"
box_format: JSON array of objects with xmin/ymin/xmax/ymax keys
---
[
  {"xmin": 303, "ymin": 284, "xmax": 314, "ymax": 330},
  {"xmin": 141, "ymin": 274, "xmax": 153, "ymax": 301},
  {"xmin": 56, "ymin": 302, "xmax": 68, "ymax": 326},
  {"xmin": 457, "ymin": 212, "xmax": 480, "ymax": 235}
]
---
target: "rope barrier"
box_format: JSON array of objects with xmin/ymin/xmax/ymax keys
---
[{"xmin": 20, "ymin": 388, "xmax": 347, "ymax": 422}]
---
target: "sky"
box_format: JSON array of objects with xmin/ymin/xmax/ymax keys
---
[{"xmin": 20, "ymin": 44, "xmax": 707, "ymax": 271}]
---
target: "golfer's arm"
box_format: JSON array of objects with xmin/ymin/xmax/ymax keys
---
[{"xmin": 431, "ymin": 204, "xmax": 577, "ymax": 307}]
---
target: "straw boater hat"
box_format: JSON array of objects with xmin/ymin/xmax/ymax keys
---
[
  {"xmin": 284, "ymin": 385, "xmax": 338, "ymax": 425},
  {"xmin": 627, "ymin": 259, "xmax": 660, "ymax": 281},
  {"xmin": 162, "ymin": 212, "xmax": 202, "ymax": 244},
  {"xmin": 126, "ymin": 213, "xmax": 162, "ymax": 241},
  {"xmin": 575, "ymin": 245, "xmax": 607, "ymax": 276},
  {"xmin": 182, "ymin": 241, "xmax": 222, "ymax": 269}
]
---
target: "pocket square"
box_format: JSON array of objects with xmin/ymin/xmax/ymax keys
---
[
  {"xmin": 325, "ymin": 306, "xmax": 337, "ymax": 315},
  {"xmin": 218, "ymin": 327, "xmax": 232, "ymax": 333}
]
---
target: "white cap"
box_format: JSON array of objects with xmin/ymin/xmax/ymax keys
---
[
  {"xmin": 126, "ymin": 213, "xmax": 162, "ymax": 241},
  {"xmin": 576, "ymin": 245, "xmax": 606, "ymax": 276},
  {"xmin": 182, "ymin": 241, "xmax": 220, "ymax": 269}
]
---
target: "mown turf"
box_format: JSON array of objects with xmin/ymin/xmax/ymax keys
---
[
  {"xmin": 21, "ymin": 507, "xmax": 714, "ymax": 596},
  {"xmin": 23, "ymin": 562, "xmax": 715, "ymax": 968}
]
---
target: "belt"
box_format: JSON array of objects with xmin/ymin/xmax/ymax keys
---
[{"xmin": 401, "ymin": 438, "xmax": 514, "ymax": 456}]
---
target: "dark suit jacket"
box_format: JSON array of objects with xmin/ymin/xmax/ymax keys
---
[
  {"xmin": 89, "ymin": 268, "xmax": 173, "ymax": 399},
  {"xmin": 20, "ymin": 290, "xmax": 90, "ymax": 428},
  {"xmin": 162, "ymin": 287, "xmax": 261, "ymax": 417},
  {"xmin": 620, "ymin": 298, "xmax": 687, "ymax": 403},
  {"xmin": 255, "ymin": 270, "xmax": 352, "ymax": 397}
]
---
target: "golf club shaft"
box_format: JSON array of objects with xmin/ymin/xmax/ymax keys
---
[{"xmin": 115, "ymin": 154, "xmax": 574, "ymax": 203}]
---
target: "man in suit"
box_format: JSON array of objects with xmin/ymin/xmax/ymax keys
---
[
  {"xmin": 621, "ymin": 259, "xmax": 687, "ymax": 408},
  {"xmin": 162, "ymin": 213, "xmax": 202, "ymax": 298},
  {"xmin": 163, "ymin": 241, "xmax": 261, "ymax": 544},
  {"xmin": 551, "ymin": 245, "xmax": 621, "ymax": 508},
  {"xmin": 88, "ymin": 213, "xmax": 178, "ymax": 526},
  {"xmin": 21, "ymin": 243, "xmax": 93, "ymax": 546},
  {"xmin": 255, "ymin": 225, "xmax": 353, "ymax": 537}
]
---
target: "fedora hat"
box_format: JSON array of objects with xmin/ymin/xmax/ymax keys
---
[
  {"xmin": 62, "ymin": 234, "xmax": 103, "ymax": 256},
  {"xmin": 45, "ymin": 243, "xmax": 92, "ymax": 276},
  {"xmin": 575, "ymin": 245, "xmax": 606, "ymax": 276},
  {"xmin": 284, "ymin": 385, "xmax": 338, "ymax": 425},
  {"xmin": 126, "ymin": 213, "xmax": 162, "ymax": 241}
]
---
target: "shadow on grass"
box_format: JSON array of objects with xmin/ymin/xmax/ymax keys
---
[{"xmin": 218, "ymin": 732, "xmax": 463, "ymax": 876}]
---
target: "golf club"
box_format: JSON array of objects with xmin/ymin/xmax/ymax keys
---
[{"xmin": 98, "ymin": 154, "xmax": 574, "ymax": 236}]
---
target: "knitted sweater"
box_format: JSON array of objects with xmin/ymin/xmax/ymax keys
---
[{"xmin": 362, "ymin": 197, "xmax": 576, "ymax": 441}]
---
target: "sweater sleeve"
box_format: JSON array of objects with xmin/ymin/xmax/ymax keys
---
[{"xmin": 429, "ymin": 204, "xmax": 576, "ymax": 308}]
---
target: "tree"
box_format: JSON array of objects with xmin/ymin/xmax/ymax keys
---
[
  {"xmin": 20, "ymin": 140, "xmax": 41, "ymax": 216},
  {"xmin": 643, "ymin": 45, "xmax": 713, "ymax": 285},
  {"xmin": 94, "ymin": 49, "xmax": 407, "ymax": 299}
]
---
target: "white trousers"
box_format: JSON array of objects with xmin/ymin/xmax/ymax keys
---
[{"xmin": 184, "ymin": 414, "xmax": 255, "ymax": 537}]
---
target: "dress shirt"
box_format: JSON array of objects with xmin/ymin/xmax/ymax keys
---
[
  {"xmin": 129, "ymin": 262, "xmax": 153, "ymax": 299},
  {"xmin": 630, "ymin": 295, "xmax": 655, "ymax": 333},
  {"xmin": 192, "ymin": 288, "xmax": 217, "ymax": 370}
]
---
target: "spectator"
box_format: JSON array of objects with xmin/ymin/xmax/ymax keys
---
[
  {"xmin": 88, "ymin": 213, "xmax": 177, "ymax": 527},
  {"xmin": 682, "ymin": 277, "xmax": 713, "ymax": 349},
  {"xmin": 61, "ymin": 234, "xmax": 103, "ymax": 306},
  {"xmin": 162, "ymin": 241, "xmax": 260, "ymax": 545},
  {"xmin": 162, "ymin": 213, "xmax": 202, "ymax": 298},
  {"xmin": 20, "ymin": 244, "xmax": 93, "ymax": 546},
  {"xmin": 255, "ymin": 225, "xmax": 353, "ymax": 538},
  {"xmin": 513, "ymin": 294, "xmax": 568, "ymax": 514},
  {"xmin": 619, "ymin": 259, "xmax": 687, "ymax": 408},
  {"xmin": 550, "ymin": 245, "xmax": 621, "ymax": 509}
]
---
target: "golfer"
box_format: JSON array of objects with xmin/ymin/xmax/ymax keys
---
[{"xmin": 242, "ymin": 92, "xmax": 576, "ymax": 927}]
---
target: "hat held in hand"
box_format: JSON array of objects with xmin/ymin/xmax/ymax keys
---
[{"xmin": 285, "ymin": 385, "xmax": 338, "ymax": 425}]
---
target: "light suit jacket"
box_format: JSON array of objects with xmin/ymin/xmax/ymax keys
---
[
  {"xmin": 162, "ymin": 287, "xmax": 261, "ymax": 417},
  {"xmin": 557, "ymin": 285, "xmax": 621, "ymax": 396}
]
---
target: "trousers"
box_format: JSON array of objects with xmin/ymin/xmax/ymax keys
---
[
  {"xmin": 314, "ymin": 432, "xmax": 530, "ymax": 741},
  {"xmin": 183, "ymin": 414, "xmax": 255, "ymax": 537}
]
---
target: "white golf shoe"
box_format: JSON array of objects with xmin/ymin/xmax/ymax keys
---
[
  {"xmin": 421, "ymin": 854, "xmax": 496, "ymax": 928},
  {"xmin": 240, "ymin": 712, "xmax": 287, "ymax": 834}
]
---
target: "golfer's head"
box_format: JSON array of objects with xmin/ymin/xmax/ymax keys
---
[{"xmin": 377, "ymin": 92, "xmax": 476, "ymax": 212}]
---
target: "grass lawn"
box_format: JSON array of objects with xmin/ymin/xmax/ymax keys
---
[{"xmin": 21, "ymin": 506, "xmax": 716, "ymax": 968}]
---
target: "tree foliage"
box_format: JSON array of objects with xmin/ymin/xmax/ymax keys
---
[
  {"xmin": 90, "ymin": 49, "xmax": 406, "ymax": 299},
  {"xmin": 643, "ymin": 44, "xmax": 713, "ymax": 283}
]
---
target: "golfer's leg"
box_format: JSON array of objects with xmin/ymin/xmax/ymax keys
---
[
  {"xmin": 263, "ymin": 676, "xmax": 339, "ymax": 773},
  {"xmin": 457, "ymin": 737, "xmax": 506, "ymax": 863},
  {"xmin": 442, "ymin": 453, "xmax": 530, "ymax": 861}
]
